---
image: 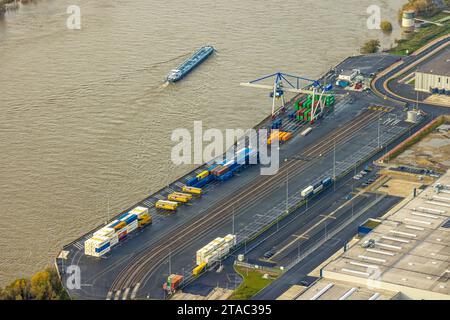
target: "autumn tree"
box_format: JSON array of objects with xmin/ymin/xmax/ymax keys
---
[{"xmin": 360, "ymin": 40, "xmax": 381, "ymax": 54}]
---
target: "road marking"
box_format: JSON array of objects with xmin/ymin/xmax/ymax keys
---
[
  {"xmin": 291, "ymin": 234, "xmax": 310, "ymax": 240},
  {"xmin": 271, "ymin": 194, "xmax": 365, "ymax": 260},
  {"xmin": 319, "ymin": 214, "xmax": 337, "ymax": 220}
]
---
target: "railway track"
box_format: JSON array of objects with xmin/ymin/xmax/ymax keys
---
[{"xmin": 109, "ymin": 109, "xmax": 382, "ymax": 297}]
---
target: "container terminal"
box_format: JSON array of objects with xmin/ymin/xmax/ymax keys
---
[{"xmin": 56, "ymin": 37, "xmax": 450, "ymax": 300}]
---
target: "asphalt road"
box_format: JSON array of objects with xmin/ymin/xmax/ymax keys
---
[
  {"xmin": 252, "ymin": 194, "xmax": 402, "ymax": 300},
  {"xmin": 371, "ymin": 35, "xmax": 450, "ymax": 116}
]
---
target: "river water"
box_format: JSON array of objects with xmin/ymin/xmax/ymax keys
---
[{"xmin": 0, "ymin": 0, "xmax": 405, "ymax": 285}]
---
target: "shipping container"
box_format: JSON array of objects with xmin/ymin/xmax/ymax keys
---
[
  {"xmin": 85, "ymin": 236, "xmax": 111, "ymax": 257},
  {"xmin": 123, "ymin": 213, "xmax": 138, "ymax": 225},
  {"xmin": 217, "ymin": 171, "xmax": 233, "ymax": 181},
  {"xmin": 214, "ymin": 166, "xmax": 230, "ymax": 177},
  {"xmin": 113, "ymin": 221, "xmax": 126, "ymax": 231},
  {"xmin": 196, "ymin": 170, "xmax": 209, "ymax": 180},
  {"xmin": 322, "ymin": 177, "xmax": 333, "ymax": 187},
  {"xmin": 138, "ymin": 213, "xmax": 152, "ymax": 227},
  {"xmin": 173, "ymin": 192, "xmax": 193, "ymax": 200},
  {"xmin": 301, "ymin": 185, "xmax": 314, "ymax": 197},
  {"xmin": 118, "ymin": 229, "xmax": 128, "ymax": 241},
  {"xmin": 182, "ymin": 186, "xmax": 202, "ymax": 195},
  {"xmin": 186, "ymin": 177, "xmax": 199, "ymax": 186},
  {"xmin": 192, "ymin": 174, "xmax": 213, "ymax": 188},
  {"xmin": 129, "ymin": 206, "xmax": 149, "ymax": 219},
  {"xmin": 127, "ymin": 220, "xmax": 138, "ymax": 233},
  {"xmin": 192, "ymin": 262, "xmax": 207, "ymax": 276},
  {"xmin": 301, "ymin": 127, "xmax": 312, "ymax": 136},
  {"xmin": 155, "ymin": 200, "xmax": 178, "ymax": 211},
  {"xmin": 168, "ymin": 193, "xmax": 190, "ymax": 203},
  {"xmin": 94, "ymin": 227, "xmax": 115, "ymax": 238},
  {"xmin": 165, "ymin": 274, "xmax": 183, "ymax": 290},
  {"xmin": 313, "ymin": 184, "xmax": 324, "ymax": 194}
]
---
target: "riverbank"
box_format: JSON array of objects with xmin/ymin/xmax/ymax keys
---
[
  {"xmin": 0, "ymin": 0, "xmax": 35, "ymax": 16},
  {"xmin": 390, "ymin": 23, "xmax": 450, "ymax": 55},
  {"xmin": 389, "ymin": 6, "xmax": 450, "ymax": 55}
]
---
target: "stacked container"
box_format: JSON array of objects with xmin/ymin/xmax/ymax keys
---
[
  {"xmin": 268, "ymin": 131, "xmax": 292, "ymax": 145},
  {"xmin": 85, "ymin": 206, "xmax": 152, "ymax": 257},
  {"xmin": 195, "ymin": 234, "xmax": 236, "ymax": 266},
  {"xmin": 85, "ymin": 235, "xmax": 111, "ymax": 257},
  {"xmin": 271, "ymin": 118, "xmax": 282, "ymax": 130},
  {"xmin": 163, "ymin": 274, "xmax": 184, "ymax": 291},
  {"xmin": 129, "ymin": 206, "xmax": 152, "ymax": 227}
]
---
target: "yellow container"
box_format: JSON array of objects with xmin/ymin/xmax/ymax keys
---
[
  {"xmin": 173, "ymin": 192, "xmax": 193, "ymax": 200},
  {"xmin": 196, "ymin": 170, "xmax": 209, "ymax": 180},
  {"xmin": 138, "ymin": 213, "xmax": 152, "ymax": 226},
  {"xmin": 168, "ymin": 193, "xmax": 189, "ymax": 203},
  {"xmin": 155, "ymin": 200, "xmax": 178, "ymax": 211},
  {"xmin": 182, "ymin": 186, "xmax": 202, "ymax": 195},
  {"xmin": 282, "ymin": 132, "xmax": 292, "ymax": 141},
  {"xmin": 192, "ymin": 262, "xmax": 207, "ymax": 276},
  {"xmin": 114, "ymin": 221, "xmax": 126, "ymax": 231}
]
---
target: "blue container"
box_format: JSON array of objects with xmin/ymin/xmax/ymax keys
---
[
  {"xmin": 230, "ymin": 163, "xmax": 244, "ymax": 173},
  {"xmin": 95, "ymin": 242, "xmax": 110, "ymax": 253},
  {"xmin": 288, "ymin": 110, "xmax": 296, "ymax": 119},
  {"xmin": 207, "ymin": 164, "xmax": 218, "ymax": 171},
  {"xmin": 271, "ymin": 119, "xmax": 282, "ymax": 129},
  {"xmin": 193, "ymin": 175, "xmax": 213, "ymax": 188},
  {"xmin": 118, "ymin": 213, "xmax": 129, "ymax": 221},
  {"xmin": 431, "ymin": 87, "xmax": 438, "ymax": 94},
  {"xmin": 322, "ymin": 177, "xmax": 333, "ymax": 187},
  {"xmin": 186, "ymin": 177, "xmax": 199, "ymax": 186},
  {"xmin": 125, "ymin": 214, "xmax": 138, "ymax": 225},
  {"xmin": 217, "ymin": 171, "xmax": 233, "ymax": 181},
  {"xmin": 109, "ymin": 220, "xmax": 120, "ymax": 228}
]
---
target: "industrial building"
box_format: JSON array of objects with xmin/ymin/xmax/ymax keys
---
[
  {"xmin": 284, "ymin": 170, "xmax": 450, "ymax": 300},
  {"xmin": 415, "ymin": 47, "xmax": 450, "ymax": 93}
]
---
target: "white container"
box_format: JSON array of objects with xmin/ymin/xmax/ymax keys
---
[
  {"xmin": 224, "ymin": 234, "xmax": 236, "ymax": 246},
  {"xmin": 313, "ymin": 184, "xmax": 324, "ymax": 194},
  {"xmin": 301, "ymin": 185, "xmax": 314, "ymax": 197},
  {"xmin": 127, "ymin": 220, "xmax": 138, "ymax": 233},
  {"xmin": 301, "ymin": 127, "xmax": 312, "ymax": 136},
  {"xmin": 109, "ymin": 234, "xmax": 119, "ymax": 247},
  {"xmin": 129, "ymin": 206, "xmax": 148, "ymax": 218},
  {"xmin": 94, "ymin": 227, "xmax": 115, "ymax": 238}
]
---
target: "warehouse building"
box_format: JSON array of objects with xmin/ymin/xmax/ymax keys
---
[
  {"xmin": 415, "ymin": 47, "xmax": 450, "ymax": 94},
  {"xmin": 282, "ymin": 170, "xmax": 450, "ymax": 300}
]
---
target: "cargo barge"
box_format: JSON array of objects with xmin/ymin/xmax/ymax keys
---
[{"xmin": 166, "ymin": 45, "xmax": 215, "ymax": 82}]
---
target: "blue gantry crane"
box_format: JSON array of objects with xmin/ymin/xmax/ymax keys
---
[{"xmin": 240, "ymin": 72, "xmax": 334, "ymax": 121}]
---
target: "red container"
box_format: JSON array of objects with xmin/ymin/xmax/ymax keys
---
[
  {"xmin": 215, "ymin": 166, "xmax": 230, "ymax": 177},
  {"xmin": 169, "ymin": 274, "xmax": 184, "ymax": 290},
  {"xmin": 210, "ymin": 165, "xmax": 223, "ymax": 176},
  {"xmin": 118, "ymin": 230, "xmax": 127, "ymax": 241}
]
